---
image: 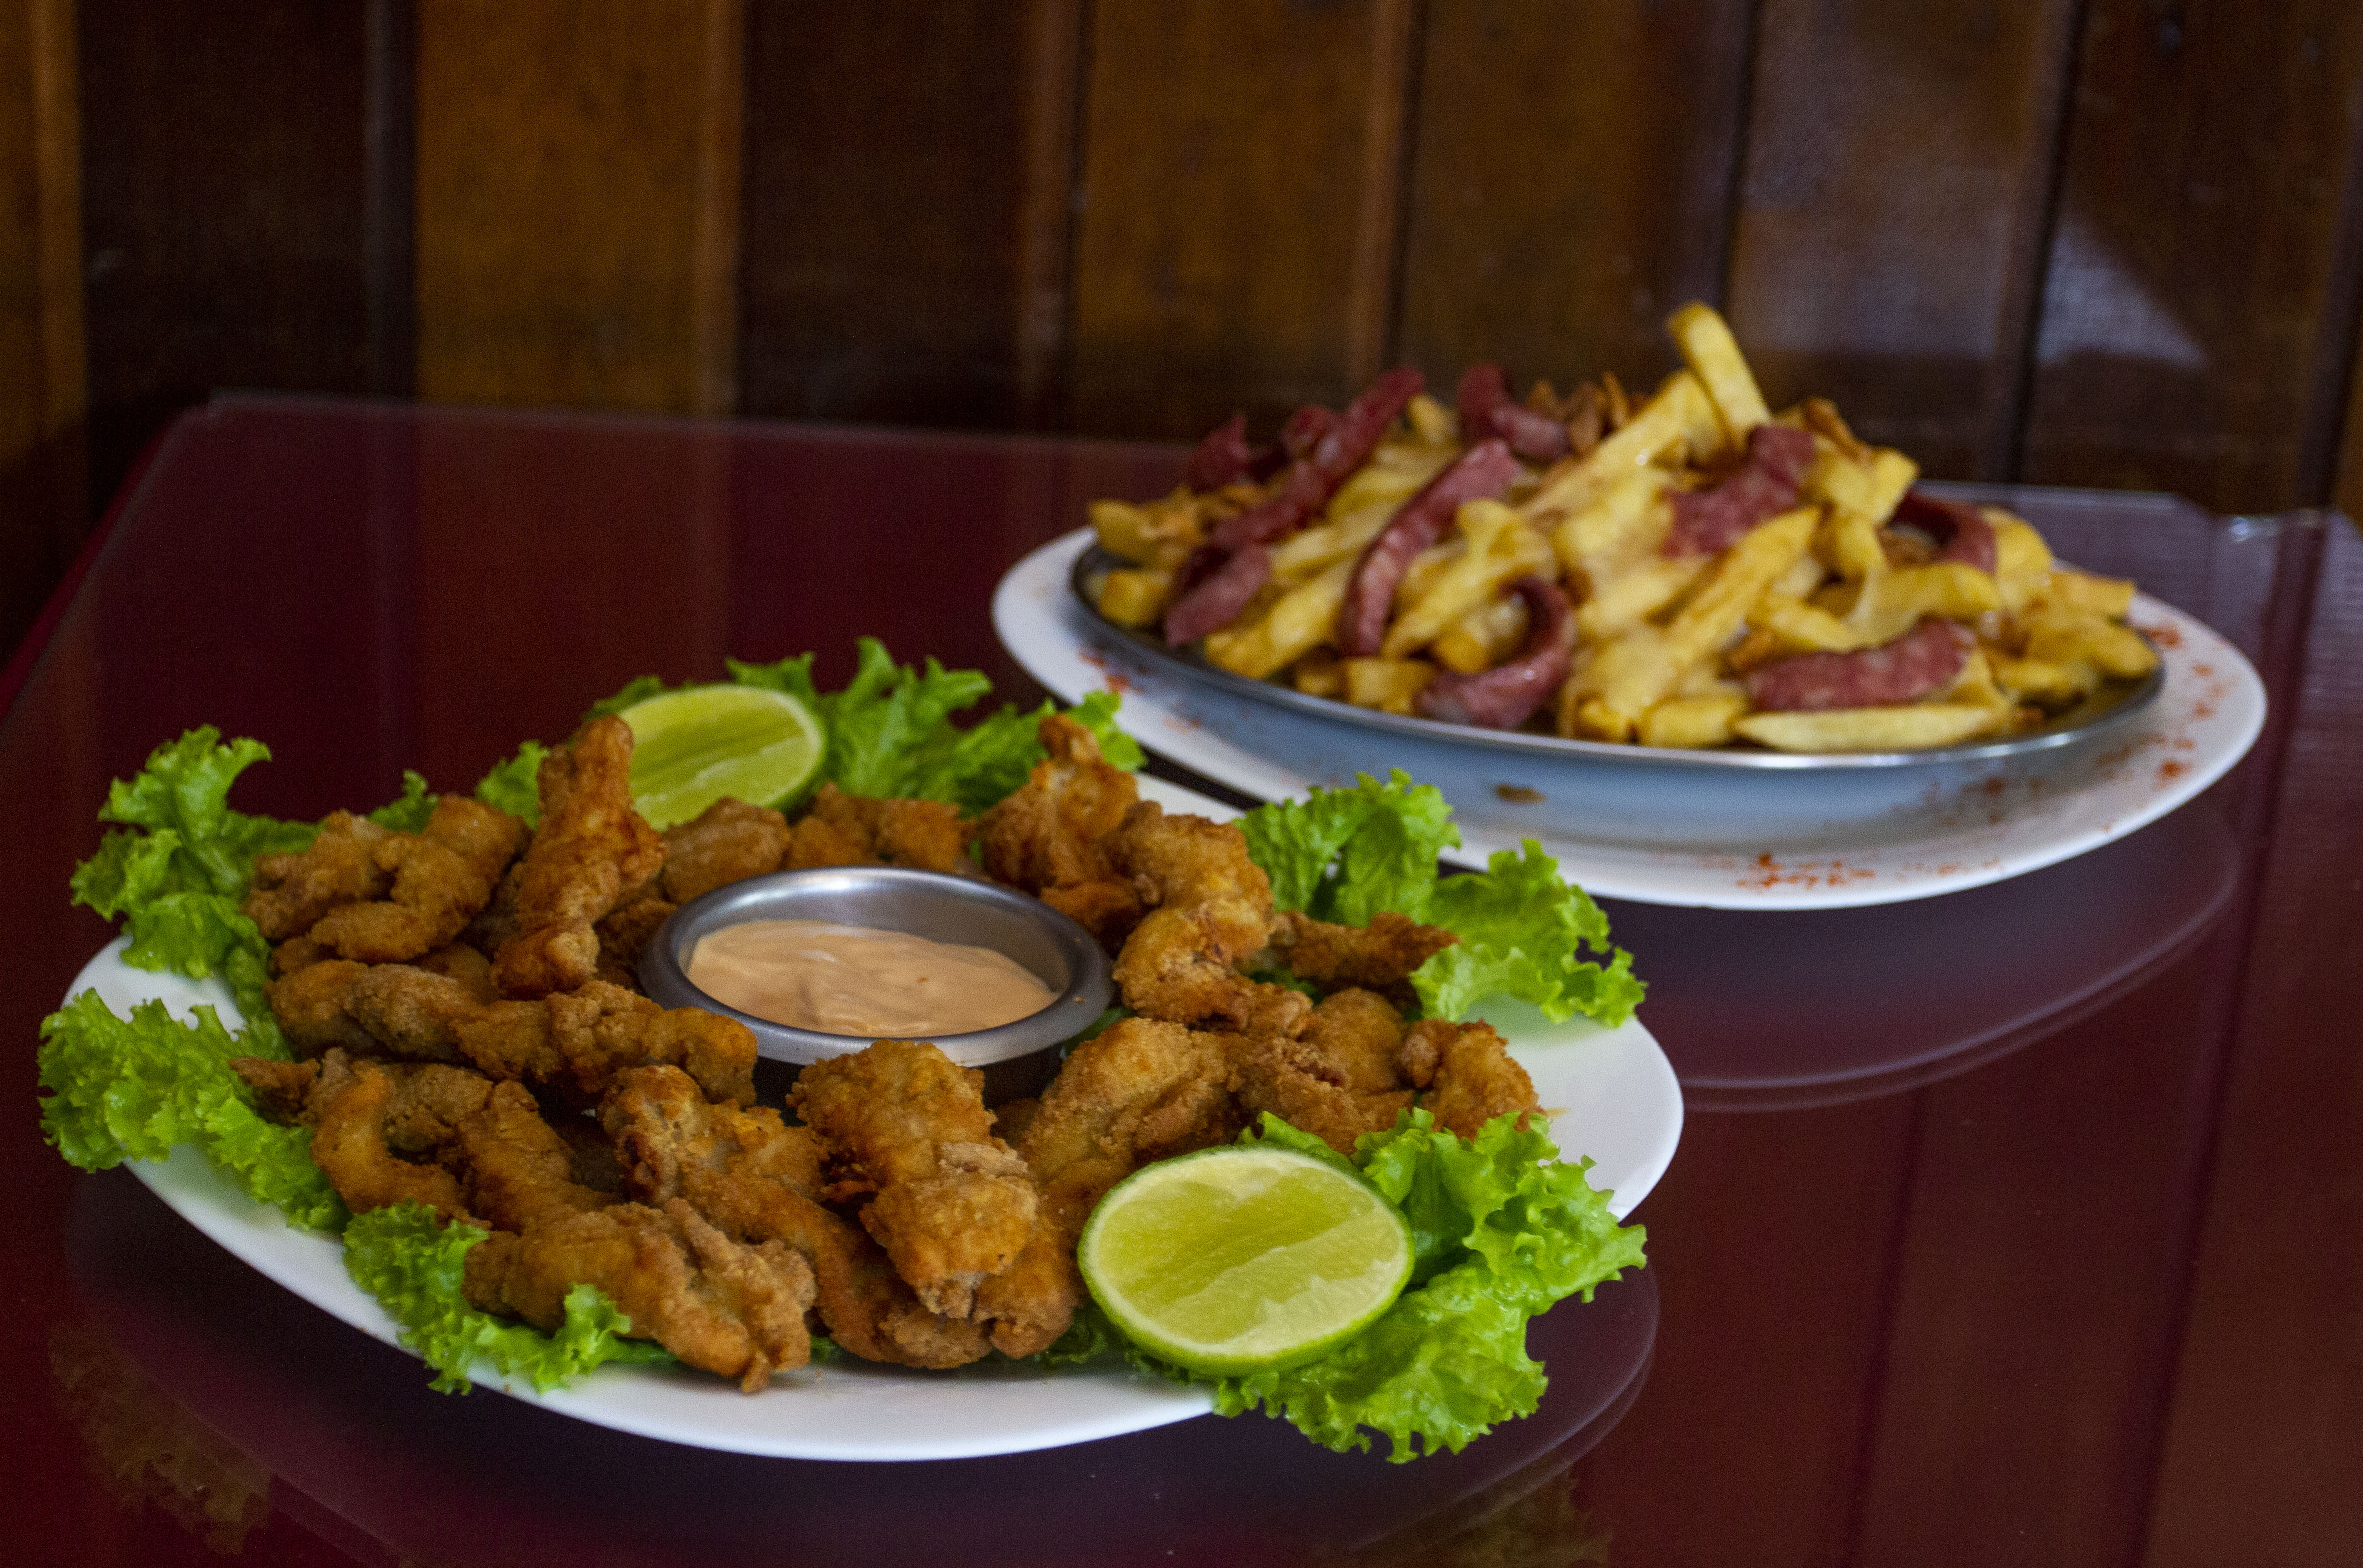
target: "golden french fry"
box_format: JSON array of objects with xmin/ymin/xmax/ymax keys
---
[
  {"xmin": 2035, "ymin": 567, "xmax": 2137, "ymax": 620},
  {"xmin": 1433, "ymin": 594, "xmax": 1530, "ymax": 675},
  {"xmin": 1861, "ymin": 449, "xmax": 1917, "ymax": 524},
  {"xmin": 1406, "ymin": 393, "xmax": 1456, "ymax": 445},
  {"xmin": 1522, "ymin": 370, "xmax": 1719, "ymax": 522},
  {"xmin": 1640, "ymin": 693, "xmax": 1750, "ymax": 749},
  {"xmin": 1095, "ymin": 568, "xmax": 1172, "ymax": 628},
  {"xmin": 1734, "ymin": 703, "xmax": 2006, "ymax": 753},
  {"xmin": 1293, "ymin": 647, "xmax": 1345, "ymax": 698},
  {"xmin": 1989, "ymin": 650, "xmax": 2090, "ymax": 707},
  {"xmin": 1668, "ymin": 303, "xmax": 1769, "ymax": 441},
  {"xmin": 1575, "ymin": 555, "xmax": 1704, "ymax": 643},
  {"xmin": 1383, "ymin": 502, "xmax": 1555, "ymax": 657},
  {"xmin": 1549, "ymin": 468, "xmax": 1672, "ymax": 572},
  {"xmin": 1989, "ymin": 512, "xmax": 2053, "ymax": 614},
  {"xmin": 2024, "ymin": 608, "xmax": 2157, "ymax": 680},
  {"xmin": 1394, "ymin": 540, "xmax": 1464, "ymax": 611},
  {"xmin": 1844, "ymin": 561, "xmax": 2000, "ymax": 644},
  {"xmin": 1343, "ymin": 657, "xmax": 1436, "ymax": 714},
  {"xmin": 1203, "ymin": 557, "xmax": 1356, "ymax": 680},
  {"xmin": 1271, "ymin": 484, "xmax": 1413, "ymax": 587},
  {"xmin": 1566, "ymin": 507, "xmax": 1818, "ymax": 737},
  {"xmin": 1092, "ymin": 494, "xmax": 1203, "ymax": 566},
  {"xmin": 1751, "ymin": 594, "xmax": 1867, "ymax": 653},
  {"xmin": 1798, "ymin": 396, "xmax": 1870, "ymax": 465}
]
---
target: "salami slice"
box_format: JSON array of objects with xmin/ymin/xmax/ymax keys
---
[
  {"xmin": 1413, "ymin": 576, "xmax": 1575, "ymax": 730},
  {"xmin": 1456, "ymin": 363, "xmax": 1572, "ymax": 463},
  {"xmin": 1335, "ymin": 439, "xmax": 1523, "ymax": 657},
  {"xmin": 1183, "ymin": 414, "xmax": 1255, "ymax": 492},
  {"xmin": 1161, "ymin": 543, "xmax": 1273, "ymax": 646},
  {"xmin": 1664, "ymin": 424, "xmax": 1817, "ymax": 556},
  {"xmin": 1892, "ymin": 491, "xmax": 1998, "ymax": 573},
  {"xmin": 1743, "ymin": 618, "xmax": 1972, "ymax": 712}
]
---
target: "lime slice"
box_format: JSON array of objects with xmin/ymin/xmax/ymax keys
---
[
  {"xmin": 1078, "ymin": 1145, "xmax": 1413, "ymax": 1376},
  {"xmin": 618, "ymin": 684, "xmax": 826, "ymax": 829}
]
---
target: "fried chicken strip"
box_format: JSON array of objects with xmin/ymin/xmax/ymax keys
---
[
  {"xmin": 660, "ymin": 797, "xmax": 791, "ymax": 903},
  {"xmin": 305, "ymin": 797, "xmax": 531, "ymax": 963},
  {"xmin": 462, "ymin": 1199, "xmax": 815, "ymax": 1391},
  {"xmin": 1228, "ymin": 988, "xmax": 1415, "ymax": 1156},
  {"xmin": 245, "ymin": 813, "xmax": 391, "ymax": 939},
  {"xmin": 231, "ymin": 1049, "xmax": 490, "ymax": 1221},
  {"xmin": 602, "ymin": 1066, "xmax": 993, "ymax": 1368},
  {"xmin": 1272, "ymin": 909, "xmax": 1458, "ymax": 1000},
  {"xmin": 977, "ymin": 714, "xmax": 1143, "ymax": 946},
  {"xmin": 1398, "ymin": 1017, "xmax": 1541, "ymax": 1139},
  {"xmin": 1107, "ymin": 803, "xmax": 1306, "ymax": 1033},
  {"xmin": 783, "ymin": 784, "xmax": 971, "ymax": 873},
  {"xmin": 791, "ymin": 1041, "xmax": 1040, "ymax": 1322},
  {"xmin": 493, "ymin": 717, "xmax": 665, "ymax": 998}
]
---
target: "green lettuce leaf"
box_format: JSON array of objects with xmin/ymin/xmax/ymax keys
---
[
  {"xmin": 1081, "ymin": 1110, "xmax": 1645, "ymax": 1460},
  {"xmin": 586, "ymin": 638, "xmax": 1141, "ymax": 815},
  {"xmin": 36, "ymin": 991, "xmax": 346, "ymax": 1229},
  {"xmin": 367, "ymin": 770, "xmax": 438, "ymax": 833},
  {"xmin": 340, "ymin": 1204, "xmax": 672, "ymax": 1393},
  {"xmin": 1239, "ymin": 775, "xmax": 1643, "ymax": 1028},
  {"xmin": 472, "ymin": 740, "xmax": 548, "ymax": 825}
]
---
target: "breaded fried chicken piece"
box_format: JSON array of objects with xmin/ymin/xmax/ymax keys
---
[
  {"xmin": 281, "ymin": 965, "xmax": 757, "ymax": 1106},
  {"xmin": 462, "ymin": 1198, "xmax": 815, "ymax": 1391},
  {"xmin": 977, "ymin": 715, "xmax": 1143, "ymax": 946},
  {"xmin": 1229, "ymin": 988, "xmax": 1415, "ymax": 1156},
  {"xmin": 245, "ymin": 813, "xmax": 392, "ymax": 939},
  {"xmin": 602, "ymin": 1066, "xmax": 993, "ymax": 1368},
  {"xmin": 784, "ymin": 784, "xmax": 970, "ymax": 874},
  {"xmin": 274, "ymin": 1050, "xmax": 479, "ymax": 1221},
  {"xmin": 792, "ymin": 1041, "xmax": 1040, "ymax": 1322},
  {"xmin": 1107, "ymin": 804, "xmax": 1306, "ymax": 1033},
  {"xmin": 593, "ymin": 893, "xmax": 675, "ymax": 988},
  {"xmin": 1398, "ymin": 1018, "xmax": 1541, "ymax": 1139},
  {"xmin": 305, "ymin": 797, "xmax": 531, "ymax": 964},
  {"xmin": 660, "ymin": 797, "xmax": 790, "ymax": 903},
  {"xmin": 494, "ymin": 717, "xmax": 665, "ymax": 999},
  {"xmin": 1273, "ymin": 910, "xmax": 1458, "ymax": 1001},
  {"xmin": 449, "ymin": 1079, "xmax": 614, "ymax": 1231}
]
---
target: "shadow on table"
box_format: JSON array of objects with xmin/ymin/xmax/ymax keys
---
[
  {"xmin": 60, "ymin": 1167, "xmax": 1655, "ymax": 1567},
  {"xmin": 1611, "ymin": 796, "xmax": 2241, "ymax": 1111}
]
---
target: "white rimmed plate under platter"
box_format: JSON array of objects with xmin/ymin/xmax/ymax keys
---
[
  {"xmin": 993, "ymin": 528, "xmax": 2266, "ymax": 911},
  {"xmin": 62, "ymin": 779, "xmax": 1681, "ymax": 1462}
]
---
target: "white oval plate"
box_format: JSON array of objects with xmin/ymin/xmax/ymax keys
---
[
  {"xmin": 66, "ymin": 778, "xmax": 1680, "ymax": 1463},
  {"xmin": 996, "ymin": 529, "xmax": 2267, "ymax": 910}
]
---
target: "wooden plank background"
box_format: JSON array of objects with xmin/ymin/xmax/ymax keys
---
[{"xmin": 7, "ymin": 4, "xmax": 2363, "ymax": 1561}]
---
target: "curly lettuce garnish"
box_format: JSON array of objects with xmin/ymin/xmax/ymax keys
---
[
  {"xmin": 1049, "ymin": 1110, "xmax": 1645, "ymax": 1460},
  {"xmin": 342, "ymin": 1205, "xmax": 671, "ymax": 1393},
  {"xmin": 1241, "ymin": 772, "xmax": 1644, "ymax": 1027}
]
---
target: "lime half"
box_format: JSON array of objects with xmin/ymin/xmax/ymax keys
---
[
  {"xmin": 618, "ymin": 684, "xmax": 825, "ymax": 829},
  {"xmin": 1078, "ymin": 1145, "xmax": 1413, "ymax": 1376}
]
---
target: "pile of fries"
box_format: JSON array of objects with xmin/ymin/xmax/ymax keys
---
[{"xmin": 1088, "ymin": 305, "xmax": 2158, "ymax": 753}]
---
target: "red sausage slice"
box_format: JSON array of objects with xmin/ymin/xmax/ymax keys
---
[
  {"xmin": 1743, "ymin": 618, "xmax": 1972, "ymax": 712},
  {"xmin": 1335, "ymin": 439, "xmax": 1523, "ymax": 656},
  {"xmin": 1413, "ymin": 576, "xmax": 1575, "ymax": 730}
]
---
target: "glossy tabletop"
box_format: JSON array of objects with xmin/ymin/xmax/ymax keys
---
[{"xmin": 5, "ymin": 397, "xmax": 2357, "ymax": 1568}]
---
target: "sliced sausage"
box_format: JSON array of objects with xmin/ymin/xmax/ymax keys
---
[
  {"xmin": 1413, "ymin": 576, "xmax": 1574, "ymax": 730},
  {"xmin": 1664, "ymin": 424, "xmax": 1818, "ymax": 556},
  {"xmin": 1335, "ymin": 440, "xmax": 1523, "ymax": 657},
  {"xmin": 1891, "ymin": 491, "xmax": 1997, "ymax": 573},
  {"xmin": 1161, "ymin": 544, "xmax": 1273, "ymax": 646},
  {"xmin": 1742, "ymin": 618, "xmax": 1972, "ymax": 712},
  {"xmin": 1456, "ymin": 363, "xmax": 1572, "ymax": 463},
  {"xmin": 1183, "ymin": 414, "xmax": 1255, "ymax": 492}
]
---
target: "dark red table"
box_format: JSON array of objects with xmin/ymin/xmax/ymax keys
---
[{"xmin": 6, "ymin": 396, "xmax": 2356, "ymax": 1568}]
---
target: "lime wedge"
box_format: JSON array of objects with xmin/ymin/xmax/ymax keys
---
[
  {"xmin": 617, "ymin": 684, "xmax": 826, "ymax": 829},
  {"xmin": 1078, "ymin": 1145, "xmax": 1413, "ymax": 1376}
]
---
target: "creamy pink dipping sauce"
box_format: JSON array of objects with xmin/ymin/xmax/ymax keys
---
[{"xmin": 685, "ymin": 919, "xmax": 1056, "ymax": 1038}]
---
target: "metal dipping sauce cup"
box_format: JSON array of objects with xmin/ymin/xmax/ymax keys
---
[{"xmin": 638, "ymin": 866, "xmax": 1114, "ymax": 1100}]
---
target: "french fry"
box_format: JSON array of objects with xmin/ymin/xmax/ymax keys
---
[
  {"xmin": 1095, "ymin": 568, "xmax": 1172, "ymax": 628},
  {"xmin": 1575, "ymin": 555, "xmax": 1704, "ymax": 643},
  {"xmin": 1733, "ymin": 703, "xmax": 2006, "ymax": 752},
  {"xmin": 1522, "ymin": 370, "xmax": 1719, "ymax": 522},
  {"xmin": 2035, "ymin": 567, "xmax": 2137, "ymax": 620},
  {"xmin": 2023, "ymin": 607, "xmax": 2157, "ymax": 680},
  {"xmin": 1343, "ymin": 657, "xmax": 1436, "ymax": 714},
  {"xmin": 1751, "ymin": 593, "xmax": 1867, "ymax": 653},
  {"xmin": 1844, "ymin": 561, "xmax": 2001, "ymax": 644},
  {"xmin": 1861, "ymin": 449, "xmax": 1917, "ymax": 524},
  {"xmin": 1640, "ymin": 693, "xmax": 1750, "ymax": 748},
  {"xmin": 1092, "ymin": 493, "xmax": 1204, "ymax": 567},
  {"xmin": 1383, "ymin": 502, "xmax": 1555, "ymax": 657},
  {"xmin": 1293, "ymin": 647, "xmax": 1345, "ymax": 697},
  {"xmin": 1548, "ymin": 468, "xmax": 1672, "ymax": 574},
  {"xmin": 1433, "ymin": 594, "xmax": 1530, "ymax": 674},
  {"xmin": 1406, "ymin": 393, "xmax": 1456, "ymax": 445},
  {"xmin": 1989, "ymin": 650, "xmax": 2089, "ymax": 707},
  {"xmin": 1668, "ymin": 303, "xmax": 1769, "ymax": 441},
  {"xmin": 1203, "ymin": 557, "xmax": 1356, "ymax": 680},
  {"xmin": 1989, "ymin": 511, "xmax": 2053, "ymax": 614}
]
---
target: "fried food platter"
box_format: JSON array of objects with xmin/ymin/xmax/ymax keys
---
[
  {"xmin": 74, "ymin": 774, "xmax": 1682, "ymax": 1462},
  {"xmin": 995, "ymin": 529, "xmax": 2267, "ymax": 911}
]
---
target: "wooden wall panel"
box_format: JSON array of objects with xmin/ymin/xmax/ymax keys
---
[
  {"xmin": 2020, "ymin": 3, "xmax": 2363, "ymax": 511},
  {"xmin": 735, "ymin": 1, "xmax": 1038, "ymax": 428},
  {"xmin": 1066, "ymin": 0, "xmax": 1416, "ymax": 439},
  {"xmin": 413, "ymin": 0, "xmax": 741, "ymax": 414},
  {"xmin": 76, "ymin": 1, "xmax": 371, "ymax": 519},
  {"xmin": 1723, "ymin": 0, "xmax": 2080, "ymax": 481},
  {"xmin": 0, "ymin": 0, "xmax": 82, "ymax": 662},
  {"xmin": 1395, "ymin": 0, "xmax": 1754, "ymax": 405}
]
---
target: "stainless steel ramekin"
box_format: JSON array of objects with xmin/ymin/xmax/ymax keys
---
[{"xmin": 638, "ymin": 867, "xmax": 1112, "ymax": 1077}]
